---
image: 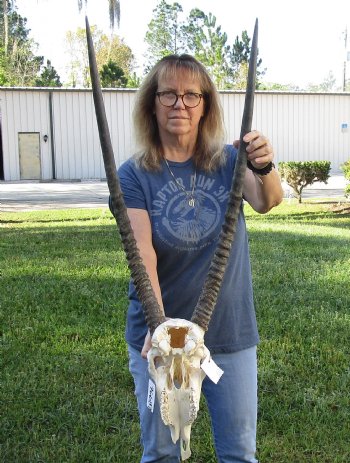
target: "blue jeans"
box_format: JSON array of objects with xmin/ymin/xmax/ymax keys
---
[{"xmin": 128, "ymin": 345, "xmax": 258, "ymax": 463}]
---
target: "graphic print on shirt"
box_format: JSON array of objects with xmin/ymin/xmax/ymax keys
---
[{"xmin": 151, "ymin": 174, "xmax": 230, "ymax": 251}]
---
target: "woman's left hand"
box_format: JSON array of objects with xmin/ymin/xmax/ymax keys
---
[{"xmin": 234, "ymin": 130, "xmax": 274, "ymax": 170}]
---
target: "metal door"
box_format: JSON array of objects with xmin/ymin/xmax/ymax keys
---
[{"xmin": 18, "ymin": 132, "xmax": 41, "ymax": 180}]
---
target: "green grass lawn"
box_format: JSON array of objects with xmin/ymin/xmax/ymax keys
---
[{"xmin": 1, "ymin": 201, "xmax": 349, "ymax": 462}]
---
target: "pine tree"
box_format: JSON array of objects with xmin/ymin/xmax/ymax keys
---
[
  {"xmin": 144, "ymin": 0, "xmax": 184, "ymax": 71},
  {"xmin": 100, "ymin": 60, "xmax": 127, "ymax": 87},
  {"xmin": 35, "ymin": 60, "xmax": 62, "ymax": 87}
]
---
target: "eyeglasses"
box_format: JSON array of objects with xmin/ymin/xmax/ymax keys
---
[{"xmin": 156, "ymin": 91, "xmax": 203, "ymax": 108}]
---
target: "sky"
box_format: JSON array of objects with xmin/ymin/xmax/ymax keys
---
[{"xmin": 16, "ymin": 0, "xmax": 350, "ymax": 88}]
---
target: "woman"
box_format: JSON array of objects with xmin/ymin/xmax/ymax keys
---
[{"xmin": 118, "ymin": 54, "xmax": 283, "ymax": 463}]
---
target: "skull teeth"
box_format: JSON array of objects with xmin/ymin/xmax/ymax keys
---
[
  {"xmin": 159, "ymin": 387, "xmax": 198, "ymax": 426},
  {"xmin": 160, "ymin": 389, "xmax": 171, "ymax": 424}
]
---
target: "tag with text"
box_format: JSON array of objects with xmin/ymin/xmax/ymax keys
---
[
  {"xmin": 201, "ymin": 355, "xmax": 224, "ymax": 384},
  {"xmin": 147, "ymin": 379, "xmax": 156, "ymax": 413}
]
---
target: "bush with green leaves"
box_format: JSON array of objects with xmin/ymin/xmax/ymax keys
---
[
  {"xmin": 340, "ymin": 160, "xmax": 350, "ymax": 198},
  {"xmin": 279, "ymin": 161, "xmax": 331, "ymax": 203}
]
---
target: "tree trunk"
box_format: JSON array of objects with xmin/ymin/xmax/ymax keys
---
[{"xmin": 3, "ymin": 0, "xmax": 8, "ymax": 56}]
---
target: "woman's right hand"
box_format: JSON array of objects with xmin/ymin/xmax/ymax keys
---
[
  {"xmin": 141, "ymin": 316, "xmax": 170, "ymax": 359},
  {"xmin": 141, "ymin": 330, "xmax": 152, "ymax": 359}
]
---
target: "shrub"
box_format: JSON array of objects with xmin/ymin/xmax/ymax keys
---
[
  {"xmin": 341, "ymin": 160, "xmax": 350, "ymax": 180},
  {"xmin": 340, "ymin": 160, "xmax": 350, "ymax": 198},
  {"xmin": 279, "ymin": 161, "xmax": 331, "ymax": 203}
]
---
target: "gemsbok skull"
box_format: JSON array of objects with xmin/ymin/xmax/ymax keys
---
[{"xmin": 86, "ymin": 17, "xmax": 258, "ymax": 461}]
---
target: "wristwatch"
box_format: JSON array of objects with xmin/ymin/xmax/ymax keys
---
[{"xmin": 247, "ymin": 160, "xmax": 275, "ymax": 176}]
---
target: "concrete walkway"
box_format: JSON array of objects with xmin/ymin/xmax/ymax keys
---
[
  {"xmin": 0, "ymin": 181, "xmax": 109, "ymax": 212},
  {"xmin": 0, "ymin": 174, "xmax": 348, "ymax": 213}
]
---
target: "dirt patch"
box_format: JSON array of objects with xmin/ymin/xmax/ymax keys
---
[{"xmin": 329, "ymin": 203, "xmax": 350, "ymax": 214}]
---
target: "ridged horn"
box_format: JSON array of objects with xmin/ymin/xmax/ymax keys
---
[
  {"xmin": 85, "ymin": 16, "xmax": 166, "ymax": 334},
  {"xmin": 191, "ymin": 19, "xmax": 259, "ymax": 331}
]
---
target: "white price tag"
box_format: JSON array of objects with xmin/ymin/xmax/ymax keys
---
[
  {"xmin": 147, "ymin": 379, "xmax": 156, "ymax": 413},
  {"xmin": 201, "ymin": 355, "xmax": 224, "ymax": 384}
]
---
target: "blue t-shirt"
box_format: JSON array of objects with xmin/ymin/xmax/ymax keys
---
[{"xmin": 118, "ymin": 145, "xmax": 259, "ymax": 354}]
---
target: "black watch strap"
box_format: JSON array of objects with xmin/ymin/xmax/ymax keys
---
[{"xmin": 247, "ymin": 160, "xmax": 275, "ymax": 176}]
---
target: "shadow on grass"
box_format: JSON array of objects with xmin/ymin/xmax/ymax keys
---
[
  {"xmin": 0, "ymin": 215, "xmax": 114, "ymax": 225},
  {"xmin": 247, "ymin": 209, "xmax": 350, "ymax": 230}
]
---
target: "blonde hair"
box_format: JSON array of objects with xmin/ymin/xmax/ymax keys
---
[{"xmin": 133, "ymin": 54, "xmax": 226, "ymax": 172}]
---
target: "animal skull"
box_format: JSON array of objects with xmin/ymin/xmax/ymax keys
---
[{"xmin": 148, "ymin": 318, "xmax": 209, "ymax": 461}]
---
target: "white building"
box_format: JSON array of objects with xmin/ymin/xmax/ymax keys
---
[{"xmin": 0, "ymin": 87, "xmax": 349, "ymax": 181}]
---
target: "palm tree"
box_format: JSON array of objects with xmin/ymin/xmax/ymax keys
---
[{"xmin": 77, "ymin": 0, "xmax": 120, "ymax": 28}]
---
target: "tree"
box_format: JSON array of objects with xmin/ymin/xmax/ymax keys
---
[
  {"xmin": 96, "ymin": 33, "xmax": 134, "ymax": 76},
  {"xmin": 144, "ymin": 0, "xmax": 184, "ymax": 70},
  {"xmin": 2, "ymin": 0, "xmax": 121, "ymax": 58},
  {"xmin": 35, "ymin": 59, "xmax": 62, "ymax": 87},
  {"xmin": 306, "ymin": 71, "xmax": 338, "ymax": 92},
  {"xmin": 180, "ymin": 8, "xmax": 263, "ymax": 89},
  {"xmin": 1, "ymin": 0, "xmax": 11, "ymax": 55},
  {"xmin": 64, "ymin": 25, "xmax": 134, "ymax": 87},
  {"xmin": 9, "ymin": 38, "xmax": 43, "ymax": 86},
  {"xmin": 77, "ymin": 0, "xmax": 120, "ymax": 29},
  {"xmin": 1, "ymin": 0, "xmax": 33, "ymax": 55},
  {"xmin": 228, "ymin": 30, "xmax": 264, "ymax": 88},
  {"xmin": 1, "ymin": 0, "xmax": 120, "ymax": 52},
  {"xmin": 279, "ymin": 161, "xmax": 331, "ymax": 203},
  {"xmin": 127, "ymin": 71, "xmax": 141, "ymax": 88},
  {"xmin": 0, "ymin": 46, "xmax": 8, "ymax": 84},
  {"xmin": 144, "ymin": 4, "xmax": 263, "ymax": 89},
  {"xmin": 259, "ymin": 81, "xmax": 302, "ymax": 91},
  {"xmin": 100, "ymin": 60, "xmax": 127, "ymax": 87},
  {"xmin": 181, "ymin": 9, "xmax": 231, "ymax": 89},
  {"xmin": 0, "ymin": 3, "xmax": 44, "ymax": 86},
  {"xmin": 230, "ymin": 61, "xmax": 249, "ymax": 90},
  {"xmin": 2, "ymin": 1, "xmax": 122, "ymax": 86}
]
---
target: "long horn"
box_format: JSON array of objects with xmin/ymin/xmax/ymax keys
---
[
  {"xmin": 85, "ymin": 17, "xmax": 166, "ymax": 334},
  {"xmin": 191, "ymin": 19, "xmax": 259, "ymax": 331}
]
